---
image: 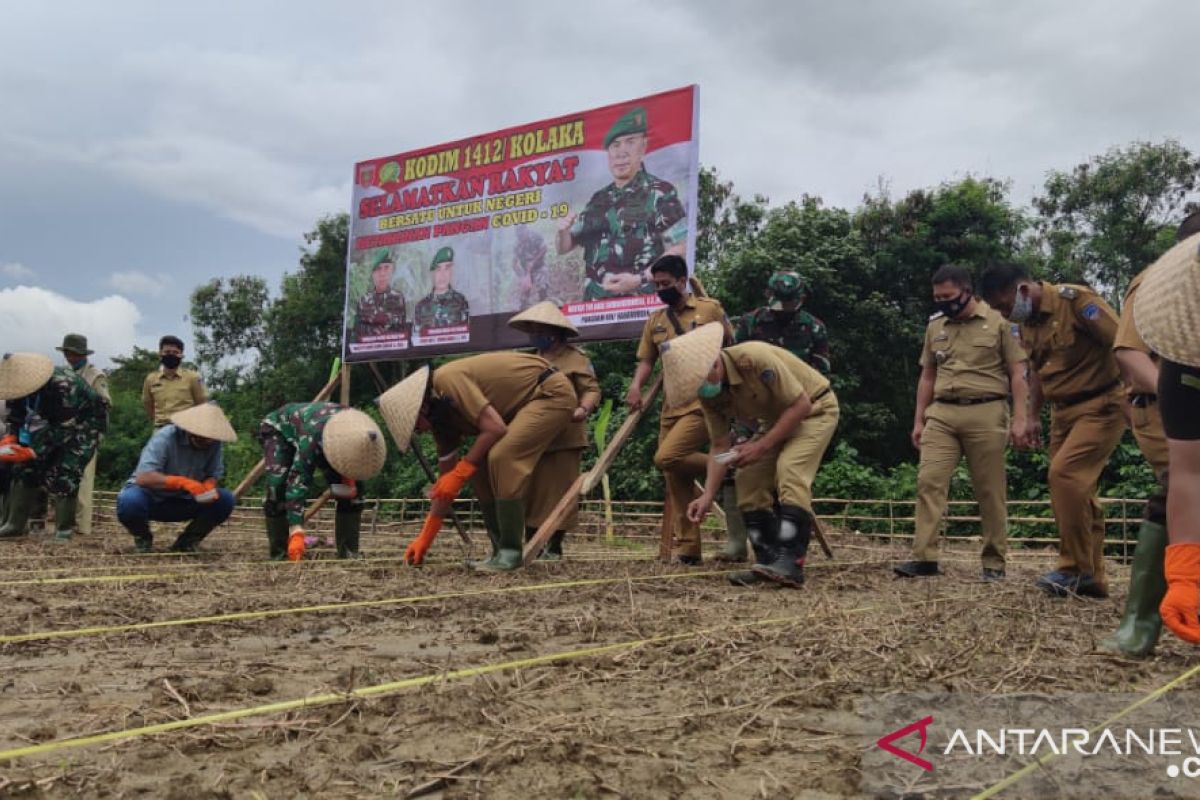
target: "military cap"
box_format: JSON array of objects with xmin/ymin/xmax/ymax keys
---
[
  {"xmin": 430, "ymin": 246, "xmax": 455, "ymax": 270},
  {"xmin": 768, "ymin": 271, "xmax": 807, "ymax": 310},
  {"xmin": 56, "ymin": 333, "xmax": 94, "ymax": 355},
  {"xmin": 371, "ymin": 249, "xmax": 395, "ymax": 271},
  {"xmin": 604, "ymin": 106, "xmax": 648, "ymax": 148}
]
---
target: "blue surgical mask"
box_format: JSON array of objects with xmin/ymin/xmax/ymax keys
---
[
  {"xmin": 67, "ymin": 356, "xmax": 87, "ymax": 370},
  {"xmin": 697, "ymin": 380, "xmax": 723, "ymax": 400},
  {"xmin": 530, "ymin": 334, "xmax": 557, "ymax": 351}
]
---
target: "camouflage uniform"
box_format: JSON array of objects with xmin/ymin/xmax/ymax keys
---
[
  {"xmin": 353, "ymin": 289, "xmax": 407, "ymax": 339},
  {"xmin": 259, "ymin": 402, "xmax": 361, "ymax": 526},
  {"xmin": 514, "ymin": 229, "xmax": 550, "ymax": 307},
  {"xmin": 414, "ymin": 289, "xmax": 470, "ymax": 329},
  {"xmin": 571, "ymin": 167, "xmax": 688, "ymax": 300},
  {"xmin": 734, "ymin": 309, "xmax": 831, "ymax": 374},
  {"xmin": 7, "ymin": 367, "xmax": 107, "ymax": 497}
]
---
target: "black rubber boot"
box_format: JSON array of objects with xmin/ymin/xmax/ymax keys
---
[
  {"xmin": 0, "ymin": 481, "xmax": 35, "ymax": 538},
  {"xmin": 52, "ymin": 494, "xmax": 77, "ymax": 544},
  {"xmin": 729, "ymin": 511, "xmax": 776, "ymax": 586},
  {"xmin": 170, "ymin": 513, "xmax": 223, "ymax": 553},
  {"xmin": 472, "ymin": 499, "xmax": 524, "ymax": 572},
  {"xmin": 334, "ymin": 509, "xmax": 363, "ymax": 559},
  {"xmin": 753, "ymin": 505, "xmax": 811, "ymax": 589},
  {"xmin": 265, "ymin": 514, "xmax": 289, "ymax": 561},
  {"xmin": 1101, "ymin": 519, "xmax": 1167, "ymax": 657},
  {"xmin": 545, "ymin": 530, "xmax": 565, "ymax": 560}
]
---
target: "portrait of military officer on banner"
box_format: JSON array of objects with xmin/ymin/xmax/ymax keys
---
[
  {"xmin": 414, "ymin": 246, "xmax": 470, "ymax": 331},
  {"xmin": 555, "ymin": 105, "xmax": 689, "ymax": 301},
  {"xmin": 350, "ymin": 249, "xmax": 408, "ymax": 344}
]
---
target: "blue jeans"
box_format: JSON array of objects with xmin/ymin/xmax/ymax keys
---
[{"xmin": 116, "ymin": 485, "xmax": 235, "ymax": 539}]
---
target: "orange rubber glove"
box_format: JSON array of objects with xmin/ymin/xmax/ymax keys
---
[
  {"xmin": 429, "ymin": 460, "xmax": 477, "ymax": 501},
  {"xmin": 163, "ymin": 475, "xmax": 207, "ymax": 496},
  {"xmin": 0, "ymin": 434, "xmax": 15, "ymax": 446},
  {"xmin": 404, "ymin": 514, "xmax": 443, "ymax": 566},
  {"xmin": 1162, "ymin": 544, "xmax": 1200, "ymax": 644},
  {"xmin": 287, "ymin": 528, "xmax": 306, "ymax": 562},
  {"xmin": 202, "ymin": 478, "xmax": 218, "ymax": 491},
  {"xmin": 0, "ymin": 444, "xmax": 36, "ymax": 463}
]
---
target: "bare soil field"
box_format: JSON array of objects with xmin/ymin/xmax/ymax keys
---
[{"xmin": 0, "ymin": 515, "xmax": 1193, "ymax": 799}]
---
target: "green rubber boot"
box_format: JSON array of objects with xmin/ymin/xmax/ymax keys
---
[
  {"xmin": 0, "ymin": 482, "xmax": 35, "ymax": 538},
  {"xmin": 335, "ymin": 509, "xmax": 363, "ymax": 559},
  {"xmin": 472, "ymin": 498, "xmax": 524, "ymax": 572},
  {"xmin": 265, "ymin": 515, "xmax": 289, "ymax": 561},
  {"xmin": 1100, "ymin": 521, "xmax": 1168, "ymax": 657},
  {"xmin": 469, "ymin": 501, "xmax": 501, "ymax": 569},
  {"xmin": 52, "ymin": 494, "xmax": 77, "ymax": 543},
  {"xmin": 715, "ymin": 481, "xmax": 748, "ymax": 562}
]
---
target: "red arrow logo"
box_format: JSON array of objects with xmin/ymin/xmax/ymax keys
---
[{"xmin": 876, "ymin": 715, "xmax": 934, "ymax": 771}]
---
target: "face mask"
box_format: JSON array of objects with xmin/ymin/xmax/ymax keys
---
[
  {"xmin": 697, "ymin": 380, "xmax": 723, "ymax": 400},
  {"xmin": 1008, "ymin": 290, "xmax": 1034, "ymax": 323},
  {"xmin": 66, "ymin": 356, "xmax": 87, "ymax": 370},
  {"xmin": 530, "ymin": 334, "xmax": 558, "ymax": 351},
  {"xmin": 161, "ymin": 354, "xmax": 182, "ymax": 369},
  {"xmin": 657, "ymin": 285, "xmax": 682, "ymax": 306},
  {"xmin": 187, "ymin": 434, "xmax": 213, "ymax": 450},
  {"xmin": 934, "ymin": 291, "xmax": 971, "ymax": 319}
]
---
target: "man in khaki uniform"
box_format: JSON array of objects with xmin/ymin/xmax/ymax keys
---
[
  {"xmin": 384, "ymin": 353, "xmax": 576, "ymax": 572},
  {"xmin": 57, "ymin": 334, "xmax": 110, "ymax": 537},
  {"xmin": 673, "ymin": 325, "xmax": 838, "ymax": 587},
  {"xmin": 895, "ymin": 266, "xmax": 1029, "ymax": 580},
  {"xmin": 626, "ymin": 254, "xmax": 734, "ymax": 563},
  {"xmin": 509, "ymin": 302, "xmax": 601, "ymax": 560},
  {"xmin": 982, "ymin": 263, "xmax": 1126, "ymax": 597},
  {"xmin": 142, "ymin": 335, "xmax": 206, "ymax": 428}
]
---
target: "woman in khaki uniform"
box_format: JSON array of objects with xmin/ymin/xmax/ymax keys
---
[
  {"xmin": 508, "ymin": 302, "xmax": 601, "ymax": 560},
  {"xmin": 666, "ymin": 324, "xmax": 839, "ymax": 588}
]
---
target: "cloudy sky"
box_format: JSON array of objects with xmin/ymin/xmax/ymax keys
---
[{"xmin": 1, "ymin": 0, "xmax": 1195, "ymax": 364}]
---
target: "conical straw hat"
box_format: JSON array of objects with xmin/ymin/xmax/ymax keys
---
[
  {"xmin": 322, "ymin": 408, "xmax": 387, "ymax": 480},
  {"xmin": 1135, "ymin": 233, "xmax": 1200, "ymax": 368},
  {"xmin": 0, "ymin": 353, "xmax": 54, "ymax": 401},
  {"xmin": 170, "ymin": 403, "xmax": 238, "ymax": 443},
  {"xmin": 508, "ymin": 301, "xmax": 578, "ymax": 336},
  {"xmin": 660, "ymin": 322, "xmax": 726, "ymax": 409},
  {"xmin": 379, "ymin": 365, "xmax": 430, "ymax": 453}
]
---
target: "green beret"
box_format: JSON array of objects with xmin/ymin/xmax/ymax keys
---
[
  {"xmin": 370, "ymin": 249, "xmax": 394, "ymax": 271},
  {"xmin": 430, "ymin": 246, "xmax": 454, "ymax": 270},
  {"xmin": 604, "ymin": 106, "xmax": 647, "ymax": 148}
]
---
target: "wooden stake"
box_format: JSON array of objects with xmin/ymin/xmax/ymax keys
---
[{"xmin": 813, "ymin": 514, "xmax": 834, "ymax": 559}]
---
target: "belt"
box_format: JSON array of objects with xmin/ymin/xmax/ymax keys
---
[
  {"xmin": 1130, "ymin": 393, "xmax": 1157, "ymax": 409},
  {"xmin": 537, "ymin": 366, "xmax": 560, "ymax": 384},
  {"xmin": 1052, "ymin": 380, "xmax": 1121, "ymax": 410},
  {"xmin": 935, "ymin": 394, "xmax": 1006, "ymax": 406},
  {"xmin": 811, "ymin": 386, "xmax": 831, "ymax": 403}
]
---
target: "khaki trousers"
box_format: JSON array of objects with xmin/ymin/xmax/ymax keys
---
[
  {"xmin": 1131, "ymin": 400, "xmax": 1170, "ymax": 480},
  {"xmin": 76, "ymin": 454, "xmax": 98, "ymax": 535},
  {"xmin": 655, "ymin": 410, "xmax": 710, "ymax": 558},
  {"xmin": 525, "ymin": 447, "xmax": 583, "ymax": 529},
  {"xmin": 911, "ymin": 401, "xmax": 1009, "ymax": 569},
  {"xmin": 1048, "ymin": 392, "xmax": 1126, "ymax": 586},
  {"xmin": 736, "ymin": 401, "xmax": 839, "ymax": 514}
]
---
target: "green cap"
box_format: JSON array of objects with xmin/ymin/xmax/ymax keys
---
[
  {"xmin": 56, "ymin": 333, "xmax": 93, "ymax": 355},
  {"xmin": 430, "ymin": 246, "xmax": 454, "ymax": 270},
  {"xmin": 767, "ymin": 271, "xmax": 807, "ymax": 310},
  {"xmin": 370, "ymin": 249, "xmax": 394, "ymax": 271},
  {"xmin": 604, "ymin": 106, "xmax": 648, "ymax": 148}
]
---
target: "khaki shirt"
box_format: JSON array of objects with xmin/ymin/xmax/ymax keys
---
[
  {"xmin": 544, "ymin": 345, "xmax": 601, "ymax": 451},
  {"xmin": 1019, "ymin": 282, "xmax": 1121, "ymax": 403},
  {"xmin": 74, "ymin": 363, "xmax": 111, "ymax": 405},
  {"xmin": 701, "ymin": 342, "xmax": 835, "ymax": 442},
  {"xmin": 636, "ymin": 295, "xmax": 734, "ymax": 419},
  {"xmin": 142, "ymin": 368, "xmax": 206, "ymax": 427},
  {"xmin": 920, "ymin": 300, "xmax": 1025, "ymax": 401},
  {"xmin": 431, "ymin": 352, "xmax": 563, "ymax": 439},
  {"xmin": 1114, "ymin": 271, "xmax": 1153, "ymax": 357}
]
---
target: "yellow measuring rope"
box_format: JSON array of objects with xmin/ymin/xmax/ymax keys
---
[
  {"xmin": 970, "ymin": 661, "xmax": 1200, "ymax": 799},
  {"xmin": 0, "ymin": 590, "xmax": 971, "ymax": 763}
]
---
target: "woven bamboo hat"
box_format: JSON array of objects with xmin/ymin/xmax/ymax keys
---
[
  {"xmin": 379, "ymin": 365, "xmax": 430, "ymax": 453},
  {"xmin": 660, "ymin": 322, "xmax": 726, "ymax": 408},
  {"xmin": 508, "ymin": 301, "xmax": 578, "ymax": 337},
  {"xmin": 170, "ymin": 403, "xmax": 238, "ymax": 443},
  {"xmin": 0, "ymin": 353, "xmax": 54, "ymax": 401},
  {"xmin": 322, "ymin": 408, "xmax": 387, "ymax": 480},
  {"xmin": 1135, "ymin": 233, "xmax": 1200, "ymax": 367}
]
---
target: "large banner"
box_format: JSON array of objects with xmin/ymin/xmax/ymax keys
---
[{"xmin": 342, "ymin": 86, "xmax": 700, "ymax": 361}]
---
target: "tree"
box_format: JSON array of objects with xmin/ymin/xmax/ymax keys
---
[
  {"xmin": 189, "ymin": 275, "xmax": 269, "ymax": 392},
  {"xmin": 1033, "ymin": 140, "xmax": 1200, "ymax": 304}
]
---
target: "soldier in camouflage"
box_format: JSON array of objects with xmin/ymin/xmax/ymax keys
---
[
  {"xmin": 556, "ymin": 106, "xmax": 688, "ymax": 301},
  {"xmin": 513, "ymin": 226, "xmax": 550, "ymax": 307},
  {"xmin": 415, "ymin": 246, "xmax": 470, "ymax": 330},
  {"xmin": 716, "ymin": 272, "xmax": 832, "ymax": 562},
  {"xmin": 353, "ymin": 250, "xmax": 407, "ymax": 340},
  {"xmin": 0, "ymin": 354, "xmax": 107, "ymax": 540}
]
